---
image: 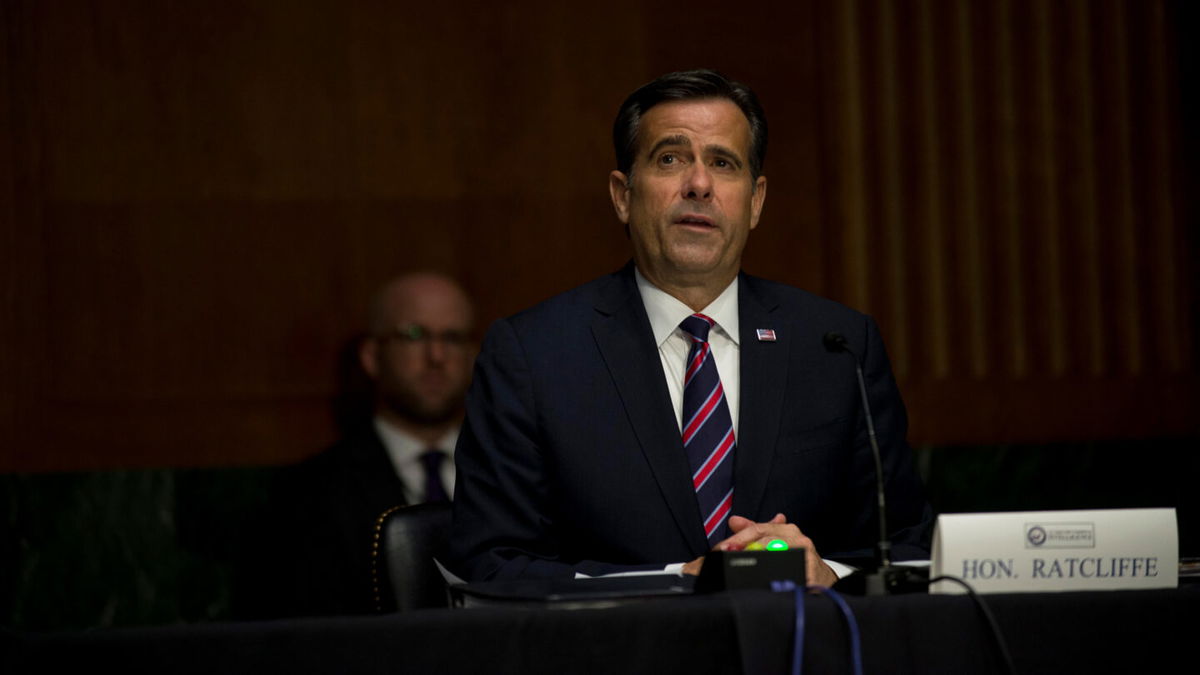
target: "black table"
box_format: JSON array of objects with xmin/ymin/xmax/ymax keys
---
[{"xmin": 7, "ymin": 585, "xmax": 1199, "ymax": 674}]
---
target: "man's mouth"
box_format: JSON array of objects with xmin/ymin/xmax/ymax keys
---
[{"xmin": 675, "ymin": 214, "xmax": 716, "ymax": 227}]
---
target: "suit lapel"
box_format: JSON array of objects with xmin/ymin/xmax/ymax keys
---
[
  {"xmin": 590, "ymin": 265, "xmax": 709, "ymax": 555},
  {"xmin": 347, "ymin": 427, "xmax": 410, "ymax": 510},
  {"xmin": 733, "ymin": 275, "xmax": 788, "ymax": 520}
]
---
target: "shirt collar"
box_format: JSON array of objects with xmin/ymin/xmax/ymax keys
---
[
  {"xmin": 634, "ymin": 266, "xmax": 740, "ymax": 347},
  {"xmin": 373, "ymin": 416, "xmax": 459, "ymax": 466}
]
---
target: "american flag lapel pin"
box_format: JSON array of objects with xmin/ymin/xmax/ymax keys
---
[{"xmin": 756, "ymin": 328, "xmax": 777, "ymax": 342}]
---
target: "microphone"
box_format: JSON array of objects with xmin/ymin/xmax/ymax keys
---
[{"xmin": 823, "ymin": 331, "xmax": 909, "ymax": 595}]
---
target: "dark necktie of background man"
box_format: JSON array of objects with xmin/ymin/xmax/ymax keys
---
[{"xmin": 419, "ymin": 448, "xmax": 450, "ymax": 503}]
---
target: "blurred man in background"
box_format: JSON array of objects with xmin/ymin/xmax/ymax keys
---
[
  {"xmin": 354, "ymin": 272, "xmax": 475, "ymax": 506},
  {"xmin": 245, "ymin": 272, "xmax": 475, "ymax": 617}
]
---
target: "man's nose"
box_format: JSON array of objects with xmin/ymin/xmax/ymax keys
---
[
  {"xmin": 682, "ymin": 163, "xmax": 713, "ymax": 201},
  {"xmin": 425, "ymin": 337, "xmax": 448, "ymax": 363}
]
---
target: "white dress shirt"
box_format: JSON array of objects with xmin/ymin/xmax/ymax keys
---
[
  {"xmin": 373, "ymin": 416, "xmax": 459, "ymax": 504},
  {"xmin": 622, "ymin": 268, "xmax": 855, "ymax": 581},
  {"xmin": 634, "ymin": 268, "xmax": 741, "ymax": 434}
]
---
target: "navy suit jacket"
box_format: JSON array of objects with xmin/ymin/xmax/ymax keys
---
[
  {"xmin": 244, "ymin": 426, "xmax": 408, "ymax": 617},
  {"xmin": 448, "ymin": 264, "xmax": 931, "ymax": 581}
]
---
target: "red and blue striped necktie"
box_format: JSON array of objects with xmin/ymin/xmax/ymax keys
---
[{"xmin": 679, "ymin": 313, "xmax": 736, "ymax": 545}]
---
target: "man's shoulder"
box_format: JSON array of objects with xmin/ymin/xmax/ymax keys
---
[
  {"xmin": 485, "ymin": 267, "xmax": 873, "ymax": 342},
  {"xmin": 285, "ymin": 425, "xmax": 388, "ymax": 482},
  {"xmin": 741, "ymin": 273, "xmax": 867, "ymax": 322},
  {"xmin": 502, "ymin": 267, "xmax": 634, "ymax": 329},
  {"xmin": 272, "ymin": 424, "xmax": 401, "ymax": 510},
  {"xmin": 324, "ymin": 424, "xmax": 387, "ymax": 460}
]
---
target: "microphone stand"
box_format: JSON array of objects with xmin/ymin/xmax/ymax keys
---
[{"xmin": 824, "ymin": 332, "xmax": 922, "ymax": 595}]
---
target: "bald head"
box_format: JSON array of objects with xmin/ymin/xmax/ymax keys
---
[
  {"xmin": 360, "ymin": 273, "xmax": 476, "ymax": 440},
  {"xmin": 367, "ymin": 273, "xmax": 475, "ymax": 337}
]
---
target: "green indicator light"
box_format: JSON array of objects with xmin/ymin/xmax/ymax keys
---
[{"xmin": 766, "ymin": 539, "xmax": 789, "ymax": 551}]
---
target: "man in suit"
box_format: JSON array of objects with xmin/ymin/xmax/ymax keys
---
[
  {"xmin": 351, "ymin": 272, "xmax": 475, "ymax": 508},
  {"xmin": 447, "ymin": 70, "xmax": 931, "ymax": 587},
  {"xmin": 248, "ymin": 272, "xmax": 475, "ymax": 616}
]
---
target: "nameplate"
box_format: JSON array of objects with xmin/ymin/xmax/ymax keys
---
[{"xmin": 930, "ymin": 508, "xmax": 1177, "ymax": 594}]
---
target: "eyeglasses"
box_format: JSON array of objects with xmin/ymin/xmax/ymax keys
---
[{"xmin": 375, "ymin": 324, "xmax": 471, "ymax": 349}]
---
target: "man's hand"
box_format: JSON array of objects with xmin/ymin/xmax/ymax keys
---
[
  {"xmin": 682, "ymin": 556, "xmax": 705, "ymax": 576},
  {"xmin": 710, "ymin": 513, "xmax": 838, "ymax": 587}
]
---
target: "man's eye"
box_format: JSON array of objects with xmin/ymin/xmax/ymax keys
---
[{"xmin": 659, "ymin": 154, "xmax": 676, "ymax": 165}]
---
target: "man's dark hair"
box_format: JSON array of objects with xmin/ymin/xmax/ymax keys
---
[{"xmin": 612, "ymin": 69, "xmax": 768, "ymax": 181}]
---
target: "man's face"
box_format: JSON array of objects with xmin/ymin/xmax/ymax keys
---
[
  {"xmin": 609, "ymin": 98, "xmax": 767, "ymax": 290},
  {"xmin": 360, "ymin": 277, "xmax": 475, "ymax": 428}
]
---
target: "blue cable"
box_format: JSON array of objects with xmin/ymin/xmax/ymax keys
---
[
  {"xmin": 773, "ymin": 582, "xmax": 864, "ymax": 675},
  {"xmin": 811, "ymin": 586, "xmax": 864, "ymax": 675},
  {"xmin": 770, "ymin": 581, "xmax": 805, "ymax": 675}
]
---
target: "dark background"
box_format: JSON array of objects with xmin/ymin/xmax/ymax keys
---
[{"xmin": 1, "ymin": 0, "xmax": 1196, "ymax": 629}]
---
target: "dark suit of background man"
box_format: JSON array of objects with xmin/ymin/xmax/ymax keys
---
[
  {"xmin": 447, "ymin": 70, "xmax": 932, "ymax": 587},
  {"xmin": 256, "ymin": 273, "xmax": 475, "ymax": 617}
]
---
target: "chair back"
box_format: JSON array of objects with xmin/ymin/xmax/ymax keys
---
[{"xmin": 371, "ymin": 502, "xmax": 452, "ymax": 612}]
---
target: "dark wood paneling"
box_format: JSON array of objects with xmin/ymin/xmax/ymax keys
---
[
  {"xmin": 2, "ymin": 0, "xmax": 1194, "ymax": 472},
  {"xmin": 809, "ymin": 0, "xmax": 1195, "ymax": 443}
]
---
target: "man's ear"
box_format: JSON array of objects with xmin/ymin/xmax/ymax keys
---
[
  {"xmin": 749, "ymin": 175, "xmax": 767, "ymax": 230},
  {"xmin": 609, "ymin": 170, "xmax": 631, "ymax": 224},
  {"xmin": 359, "ymin": 338, "xmax": 380, "ymax": 381}
]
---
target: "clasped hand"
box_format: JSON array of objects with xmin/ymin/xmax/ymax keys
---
[{"xmin": 681, "ymin": 513, "xmax": 839, "ymax": 587}]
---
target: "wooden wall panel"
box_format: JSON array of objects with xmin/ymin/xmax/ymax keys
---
[
  {"xmin": 1, "ymin": 0, "xmax": 1194, "ymax": 472},
  {"xmin": 811, "ymin": 0, "xmax": 1195, "ymax": 443},
  {"xmin": 0, "ymin": 0, "xmax": 18, "ymax": 465}
]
